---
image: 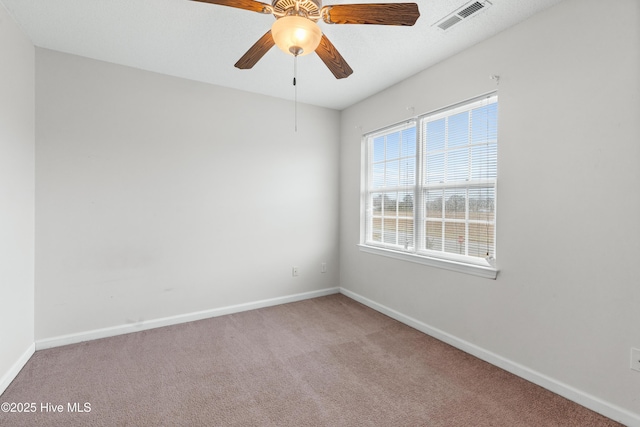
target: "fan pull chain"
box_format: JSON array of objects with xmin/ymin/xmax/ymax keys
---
[{"xmin": 293, "ymin": 55, "xmax": 298, "ymax": 132}]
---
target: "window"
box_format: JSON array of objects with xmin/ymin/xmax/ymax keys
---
[{"xmin": 360, "ymin": 93, "xmax": 498, "ymax": 278}]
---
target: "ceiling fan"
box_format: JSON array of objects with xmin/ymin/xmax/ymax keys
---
[{"xmin": 190, "ymin": 0, "xmax": 420, "ymax": 79}]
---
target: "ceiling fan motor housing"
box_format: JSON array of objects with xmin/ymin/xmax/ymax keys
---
[{"xmin": 272, "ymin": 0, "xmax": 322, "ymax": 18}]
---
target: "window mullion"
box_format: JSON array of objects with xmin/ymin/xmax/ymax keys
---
[
  {"xmin": 368, "ymin": 141, "xmax": 372, "ymax": 243},
  {"xmin": 414, "ymin": 119, "xmax": 424, "ymax": 254},
  {"xmin": 441, "ymin": 117, "xmax": 448, "ymax": 253},
  {"xmin": 465, "ymin": 187, "xmax": 469, "ymax": 256},
  {"xmin": 465, "ymin": 112, "xmax": 473, "ymax": 257}
]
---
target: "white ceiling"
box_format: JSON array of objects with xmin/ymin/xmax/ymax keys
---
[{"xmin": 1, "ymin": 0, "xmax": 563, "ymax": 110}]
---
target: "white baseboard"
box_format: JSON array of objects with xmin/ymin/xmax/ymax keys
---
[
  {"xmin": 36, "ymin": 287, "xmax": 340, "ymax": 350},
  {"xmin": 0, "ymin": 343, "xmax": 35, "ymax": 396},
  {"xmin": 339, "ymin": 288, "xmax": 640, "ymax": 427}
]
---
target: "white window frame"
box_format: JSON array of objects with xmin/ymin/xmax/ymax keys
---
[{"xmin": 359, "ymin": 93, "xmax": 498, "ymax": 279}]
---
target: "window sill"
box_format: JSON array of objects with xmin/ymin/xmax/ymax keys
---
[{"xmin": 357, "ymin": 244, "xmax": 498, "ymax": 279}]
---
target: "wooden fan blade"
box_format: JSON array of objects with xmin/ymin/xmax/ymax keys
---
[
  {"xmin": 322, "ymin": 3, "xmax": 420, "ymax": 26},
  {"xmin": 315, "ymin": 34, "xmax": 353, "ymax": 79},
  {"xmin": 190, "ymin": 0, "xmax": 272, "ymax": 14},
  {"xmin": 234, "ymin": 31, "xmax": 275, "ymax": 69}
]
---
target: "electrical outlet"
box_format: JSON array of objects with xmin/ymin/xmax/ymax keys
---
[
  {"xmin": 321, "ymin": 262, "xmax": 327, "ymax": 273},
  {"xmin": 292, "ymin": 267, "xmax": 299, "ymax": 277},
  {"xmin": 631, "ymin": 348, "xmax": 640, "ymax": 372}
]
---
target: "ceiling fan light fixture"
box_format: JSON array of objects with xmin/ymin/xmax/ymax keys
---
[{"xmin": 271, "ymin": 15, "xmax": 322, "ymax": 56}]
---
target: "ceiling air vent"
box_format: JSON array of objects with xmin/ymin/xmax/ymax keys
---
[
  {"xmin": 434, "ymin": 0, "xmax": 492, "ymax": 31},
  {"xmin": 438, "ymin": 15, "xmax": 462, "ymax": 31},
  {"xmin": 458, "ymin": 1, "xmax": 485, "ymax": 18}
]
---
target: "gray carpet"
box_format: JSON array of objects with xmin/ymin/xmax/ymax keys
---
[{"xmin": 0, "ymin": 294, "xmax": 621, "ymax": 426}]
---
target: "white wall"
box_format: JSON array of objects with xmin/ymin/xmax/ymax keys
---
[
  {"xmin": 340, "ymin": 0, "xmax": 640, "ymax": 423},
  {"xmin": 35, "ymin": 49, "xmax": 340, "ymax": 340},
  {"xmin": 0, "ymin": 4, "xmax": 35, "ymax": 392}
]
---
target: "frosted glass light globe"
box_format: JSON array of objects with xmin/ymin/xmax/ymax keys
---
[{"xmin": 271, "ymin": 16, "xmax": 322, "ymax": 56}]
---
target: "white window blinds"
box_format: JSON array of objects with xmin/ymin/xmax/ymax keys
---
[{"xmin": 368, "ymin": 123, "xmax": 417, "ymax": 250}]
